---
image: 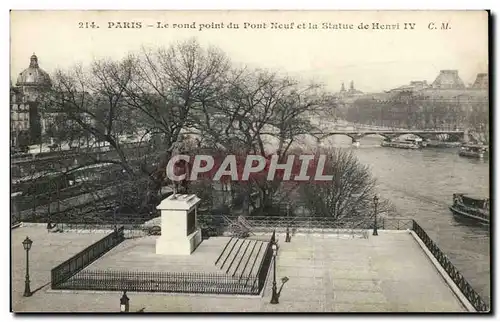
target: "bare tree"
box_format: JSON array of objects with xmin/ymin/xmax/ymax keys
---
[
  {"xmin": 297, "ymin": 148, "xmax": 394, "ymax": 223},
  {"xmin": 121, "ymin": 39, "xmax": 231, "ymax": 190},
  {"xmin": 36, "ymin": 39, "xmax": 354, "ymax": 222},
  {"xmin": 38, "ymin": 39, "xmax": 232, "ymax": 216},
  {"xmin": 191, "ymin": 68, "xmax": 329, "ymax": 212}
]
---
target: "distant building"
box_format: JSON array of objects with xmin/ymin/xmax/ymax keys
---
[
  {"xmin": 388, "ymin": 80, "xmax": 429, "ymax": 93},
  {"xmin": 471, "ymin": 73, "xmax": 488, "ymax": 90},
  {"xmin": 347, "ymin": 69, "xmax": 488, "ymax": 129},
  {"xmin": 11, "ymin": 53, "xmax": 52, "ymax": 149},
  {"xmin": 337, "ymin": 81, "xmax": 364, "ymax": 106},
  {"xmin": 431, "ymin": 70, "xmax": 465, "ymax": 90}
]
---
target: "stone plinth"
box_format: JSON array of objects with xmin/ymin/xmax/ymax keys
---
[{"xmin": 155, "ymin": 194, "xmax": 202, "ymax": 255}]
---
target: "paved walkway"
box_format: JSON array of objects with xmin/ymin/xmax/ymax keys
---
[
  {"xmin": 11, "ymin": 226, "xmax": 108, "ymax": 311},
  {"xmin": 11, "ymin": 227, "xmax": 466, "ymax": 312}
]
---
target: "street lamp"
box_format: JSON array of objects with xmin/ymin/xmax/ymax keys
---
[
  {"xmin": 373, "ymin": 195, "xmax": 379, "ymax": 236},
  {"xmin": 285, "ymin": 205, "xmax": 291, "ymax": 242},
  {"xmin": 22, "ymin": 236, "xmax": 33, "ymax": 297},
  {"xmin": 113, "ymin": 206, "xmax": 118, "ymax": 233},
  {"xmin": 120, "ymin": 290, "xmax": 129, "ymax": 312},
  {"xmin": 114, "ymin": 169, "xmax": 127, "ymax": 232},
  {"xmin": 270, "ymin": 238, "xmax": 279, "ymax": 304}
]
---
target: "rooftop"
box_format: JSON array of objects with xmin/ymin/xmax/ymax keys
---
[
  {"xmin": 12, "ymin": 225, "xmax": 469, "ymax": 312},
  {"xmin": 15, "ymin": 54, "xmax": 52, "ymax": 88}
]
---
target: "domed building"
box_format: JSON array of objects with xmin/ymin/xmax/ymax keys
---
[
  {"xmin": 11, "ymin": 53, "xmax": 52, "ymax": 149},
  {"xmin": 15, "ymin": 53, "xmax": 51, "ymax": 100}
]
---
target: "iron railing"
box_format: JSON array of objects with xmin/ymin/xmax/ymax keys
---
[
  {"xmin": 56, "ymin": 270, "xmax": 260, "ymax": 295},
  {"xmin": 39, "ymin": 216, "xmax": 413, "ymax": 237},
  {"xmin": 412, "ymin": 221, "xmax": 489, "ymax": 312},
  {"xmin": 380, "ymin": 218, "xmax": 413, "ymax": 230},
  {"xmin": 51, "ymin": 227, "xmax": 125, "ymax": 288},
  {"xmin": 256, "ymin": 233, "xmax": 274, "ymax": 291},
  {"xmin": 52, "ymin": 230, "xmax": 275, "ymax": 295},
  {"xmin": 198, "ymin": 215, "xmax": 412, "ymax": 232}
]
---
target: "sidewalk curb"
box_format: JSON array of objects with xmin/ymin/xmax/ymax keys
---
[
  {"xmin": 409, "ymin": 230, "xmax": 476, "ymax": 312},
  {"xmin": 46, "ymin": 288, "xmax": 263, "ymax": 299}
]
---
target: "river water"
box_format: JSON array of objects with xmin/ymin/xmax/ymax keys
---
[{"xmin": 325, "ymin": 135, "xmax": 490, "ymax": 306}]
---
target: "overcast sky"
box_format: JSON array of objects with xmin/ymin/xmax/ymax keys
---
[{"xmin": 10, "ymin": 10, "xmax": 488, "ymax": 92}]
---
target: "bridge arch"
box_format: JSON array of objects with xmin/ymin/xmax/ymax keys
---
[
  {"xmin": 321, "ymin": 133, "xmax": 364, "ymax": 144},
  {"xmin": 362, "ymin": 133, "xmax": 393, "ymax": 140}
]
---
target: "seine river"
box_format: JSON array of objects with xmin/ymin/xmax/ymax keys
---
[{"xmin": 327, "ymin": 135, "xmax": 490, "ymax": 306}]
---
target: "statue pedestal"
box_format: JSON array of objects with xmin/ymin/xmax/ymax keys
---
[{"xmin": 155, "ymin": 194, "xmax": 202, "ymax": 256}]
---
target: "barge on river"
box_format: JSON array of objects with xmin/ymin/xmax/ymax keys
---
[
  {"xmin": 458, "ymin": 144, "xmax": 488, "ymax": 159},
  {"xmin": 381, "ymin": 138, "xmax": 425, "ymax": 150},
  {"xmin": 449, "ymin": 193, "xmax": 489, "ymax": 224}
]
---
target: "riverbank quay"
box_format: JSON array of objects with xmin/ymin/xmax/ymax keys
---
[{"xmin": 11, "ymin": 222, "xmax": 486, "ymax": 313}]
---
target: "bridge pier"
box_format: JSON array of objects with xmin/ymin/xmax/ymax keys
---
[
  {"xmin": 463, "ymin": 129, "xmax": 470, "ymax": 143},
  {"xmin": 348, "ymin": 134, "xmax": 364, "ymax": 147}
]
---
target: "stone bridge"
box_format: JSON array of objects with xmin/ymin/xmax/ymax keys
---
[
  {"xmin": 310, "ymin": 120, "xmax": 468, "ymax": 144},
  {"xmin": 312, "ymin": 129, "xmax": 466, "ymax": 144}
]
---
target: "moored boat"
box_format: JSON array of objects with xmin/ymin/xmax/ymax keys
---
[
  {"xmin": 381, "ymin": 138, "xmax": 422, "ymax": 149},
  {"xmin": 407, "ymin": 137, "xmax": 427, "ymax": 147},
  {"xmin": 449, "ymin": 193, "xmax": 489, "ymax": 224},
  {"xmin": 458, "ymin": 144, "xmax": 488, "ymax": 159}
]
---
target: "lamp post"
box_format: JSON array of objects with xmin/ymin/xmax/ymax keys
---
[
  {"xmin": 113, "ymin": 206, "xmax": 118, "ymax": 233},
  {"xmin": 373, "ymin": 195, "xmax": 379, "ymax": 236},
  {"xmin": 22, "ymin": 236, "xmax": 33, "ymax": 297},
  {"xmin": 285, "ymin": 205, "xmax": 291, "ymax": 242},
  {"xmin": 120, "ymin": 290, "xmax": 129, "ymax": 312},
  {"xmin": 114, "ymin": 169, "xmax": 126, "ymax": 233},
  {"xmin": 270, "ymin": 238, "xmax": 279, "ymax": 304}
]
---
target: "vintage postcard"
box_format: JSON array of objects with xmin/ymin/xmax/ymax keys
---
[{"xmin": 10, "ymin": 10, "xmax": 490, "ymax": 313}]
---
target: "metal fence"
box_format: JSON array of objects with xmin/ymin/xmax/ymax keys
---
[
  {"xmin": 54, "ymin": 230, "xmax": 275, "ymax": 295},
  {"xmin": 57, "ymin": 270, "xmax": 260, "ymax": 295},
  {"xmin": 380, "ymin": 218, "xmax": 413, "ymax": 230},
  {"xmin": 51, "ymin": 227, "xmax": 125, "ymax": 288},
  {"xmin": 41, "ymin": 216, "xmax": 412, "ymax": 238},
  {"xmin": 412, "ymin": 221, "xmax": 489, "ymax": 312},
  {"xmin": 198, "ymin": 215, "xmax": 413, "ymax": 232},
  {"xmin": 256, "ymin": 232, "xmax": 274, "ymax": 291}
]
